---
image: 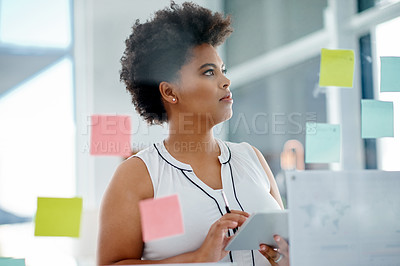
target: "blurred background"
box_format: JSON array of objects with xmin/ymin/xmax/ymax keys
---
[{"xmin": 0, "ymin": 0, "xmax": 399, "ymax": 265}]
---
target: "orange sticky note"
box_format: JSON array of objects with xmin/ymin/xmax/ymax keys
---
[
  {"xmin": 90, "ymin": 115, "xmax": 131, "ymax": 157},
  {"xmin": 139, "ymin": 194, "xmax": 184, "ymax": 242}
]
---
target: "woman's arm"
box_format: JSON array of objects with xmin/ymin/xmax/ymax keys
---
[
  {"xmin": 97, "ymin": 157, "xmax": 153, "ymax": 265},
  {"xmin": 251, "ymin": 146, "xmax": 284, "ymax": 210},
  {"xmin": 251, "ymin": 147, "xmax": 290, "ymax": 265},
  {"xmin": 97, "ymin": 157, "xmax": 249, "ymax": 265}
]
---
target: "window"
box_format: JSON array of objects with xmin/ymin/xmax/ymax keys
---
[
  {"xmin": 0, "ymin": 58, "xmax": 76, "ymax": 216},
  {"xmin": 226, "ymin": 0, "xmax": 400, "ymax": 174},
  {"xmin": 0, "ymin": 0, "xmax": 71, "ymax": 48},
  {"xmin": 0, "ymin": 1, "xmax": 76, "ymax": 265},
  {"xmin": 225, "ymin": 0, "xmax": 328, "ymax": 67},
  {"xmin": 358, "ymin": 0, "xmax": 400, "ymax": 12},
  {"xmin": 375, "ymin": 17, "xmax": 400, "ymax": 170}
]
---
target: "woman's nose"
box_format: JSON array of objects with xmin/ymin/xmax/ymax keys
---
[{"xmin": 221, "ymin": 75, "xmax": 231, "ymax": 89}]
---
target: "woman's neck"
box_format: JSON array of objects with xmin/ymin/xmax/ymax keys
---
[{"xmin": 165, "ymin": 119, "xmax": 219, "ymax": 157}]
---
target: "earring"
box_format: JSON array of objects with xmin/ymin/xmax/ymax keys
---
[{"xmin": 172, "ymin": 98, "xmax": 176, "ymax": 102}]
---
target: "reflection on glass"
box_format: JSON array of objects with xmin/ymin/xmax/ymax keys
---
[
  {"xmin": 228, "ymin": 57, "xmax": 326, "ymax": 175},
  {"xmin": 0, "ymin": 58, "xmax": 76, "ymax": 265},
  {"xmin": 375, "ymin": 16, "xmax": 400, "ymax": 170},
  {"xmin": 225, "ymin": 0, "xmax": 328, "ymax": 67},
  {"xmin": 376, "ymin": 0, "xmax": 400, "ymax": 6},
  {"xmin": 0, "ymin": 58, "xmax": 76, "ymax": 216},
  {"xmin": 358, "ymin": 0, "xmax": 400, "ymax": 12}
]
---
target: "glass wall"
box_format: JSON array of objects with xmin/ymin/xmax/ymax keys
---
[
  {"xmin": 0, "ymin": 0, "xmax": 71, "ymax": 47},
  {"xmin": 225, "ymin": 0, "xmax": 328, "ymax": 67},
  {"xmin": 228, "ymin": 57, "xmax": 327, "ymax": 175},
  {"xmin": 224, "ymin": 0, "xmax": 400, "ymax": 201},
  {"xmin": 225, "ymin": 0, "xmax": 329, "ymax": 176},
  {"xmin": 0, "ymin": 0, "xmax": 76, "ymax": 265},
  {"xmin": 375, "ymin": 17, "xmax": 400, "ymax": 170}
]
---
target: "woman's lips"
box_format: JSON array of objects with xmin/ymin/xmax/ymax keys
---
[
  {"xmin": 220, "ymin": 94, "xmax": 233, "ymax": 103},
  {"xmin": 220, "ymin": 92, "xmax": 233, "ymax": 102}
]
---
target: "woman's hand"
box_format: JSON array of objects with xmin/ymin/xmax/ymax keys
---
[
  {"xmin": 195, "ymin": 210, "xmax": 249, "ymax": 262},
  {"xmin": 258, "ymin": 235, "xmax": 290, "ymax": 266}
]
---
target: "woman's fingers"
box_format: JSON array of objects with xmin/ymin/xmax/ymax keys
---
[
  {"xmin": 258, "ymin": 235, "xmax": 290, "ymax": 266},
  {"xmin": 214, "ymin": 219, "xmax": 238, "ymax": 232},
  {"xmin": 229, "ymin": 209, "xmax": 250, "ymax": 217},
  {"xmin": 195, "ymin": 211, "xmax": 249, "ymax": 262},
  {"xmin": 209, "ymin": 211, "xmax": 248, "ymax": 239},
  {"xmin": 220, "ymin": 211, "xmax": 249, "ymax": 227},
  {"xmin": 274, "ymin": 235, "xmax": 289, "ymax": 256},
  {"xmin": 259, "ymin": 244, "xmax": 280, "ymax": 263}
]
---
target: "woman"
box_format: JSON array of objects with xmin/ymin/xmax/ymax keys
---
[{"xmin": 97, "ymin": 2, "xmax": 289, "ymax": 265}]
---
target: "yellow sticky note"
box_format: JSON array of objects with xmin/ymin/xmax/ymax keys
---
[
  {"xmin": 319, "ymin": 48, "xmax": 355, "ymax": 87},
  {"xmin": 35, "ymin": 197, "xmax": 83, "ymax": 237}
]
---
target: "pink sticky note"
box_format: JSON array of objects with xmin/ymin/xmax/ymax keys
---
[
  {"xmin": 90, "ymin": 115, "xmax": 131, "ymax": 157},
  {"xmin": 139, "ymin": 194, "xmax": 184, "ymax": 242}
]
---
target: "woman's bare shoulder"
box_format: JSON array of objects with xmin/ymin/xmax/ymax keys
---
[
  {"xmin": 98, "ymin": 157, "xmax": 153, "ymax": 264},
  {"xmin": 105, "ymin": 156, "xmax": 154, "ymax": 202}
]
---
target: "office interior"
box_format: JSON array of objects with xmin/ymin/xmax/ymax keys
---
[{"xmin": 0, "ymin": 0, "xmax": 399, "ymax": 265}]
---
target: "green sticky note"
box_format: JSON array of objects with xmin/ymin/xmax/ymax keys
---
[
  {"xmin": 380, "ymin": 57, "xmax": 400, "ymax": 92},
  {"xmin": 361, "ymin": 100, "xmax": 394, "ymax": 138},
  {"xmin": 35, "ymin": 197, "xmax": 83, "ymax": 237},
  {"xmin": 0, "ymin": 258, "xmax": 25, "ymax": 266},
  {"xmin": 319, "ymin": 48, "xmax": 355, "ymax": 87},
  {"xmin": 305, "ymin": 123, "xmax": 341, "ymax": 163}
]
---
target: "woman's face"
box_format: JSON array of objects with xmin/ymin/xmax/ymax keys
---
[{"xmin": 172, "ymin": 43, "xmax": 232, "ymax": 126}]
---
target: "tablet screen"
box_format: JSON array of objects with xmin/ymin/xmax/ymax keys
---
[{"xmin": 225, "ymin": 210, "xmax": 289, "ymax": 251}]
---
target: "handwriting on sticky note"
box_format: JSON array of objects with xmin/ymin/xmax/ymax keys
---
[
  {"xmin": 90, "ymin": 115, "xmax": 131, "ymax": 157},
  {"xmin": 380, "ymin": 57, "xmax": 400, "ymax": 92},
  {"xmin": 139, "ymin": 194, "xmax": 184, "ymax": 242},
  {"xmin": 305, "ymin": 122, "xmax": 341, "ymax": 163},
  {"xmin": 361, "ymin": 100, "xmax": 394, "ymax": 138},
  {"xmin": 34, "ymin": 197, "xmax": 83, "ymax": 237},
  {"xmin": 319, "ymin": 48, "xmax": 355, "ymax": 87}
]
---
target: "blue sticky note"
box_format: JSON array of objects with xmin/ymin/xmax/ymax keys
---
[
  {"xmin": 305, "ymin": 123, "xmax": 341, "ymax": 163},
  {"xmin": 0, "ymin": 258, "xmax": 25, "ymax": 266},
  {"xmin": 361, "ymin": 100, "xmax": 394, "ymax": 138},
  {"xmin": 381, "ymin": 57, "xmax": 400, "ymax": 92}
]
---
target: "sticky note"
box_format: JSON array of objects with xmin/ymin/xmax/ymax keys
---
[
  {"xmin": 0, "ymin": 258, "xmax": 25, "ymax": 266},
  {"xmin": 35, "ymin": 197, "xmax": 83, "ymax": 237},
  {"xmin": 319, "ymin": 48, "xmax": 355, "ymax": 87},
  {"xmin": 90, "ymin": 115, "xmax": 131, "ymax": 157},
  {"xmin": 139, "ymin": 194, "xmax": 184, "ymax": 242},
  {"xmin": 361, "ymin": 100, "xmax": 394, "ymax": 138},
  {"xmin": 305, "ymin": 123, "xmax": 341, "ymax": 163},
  {"xmin": 380, "ymin": 57, "xmax": 400, "ymax": 92}
]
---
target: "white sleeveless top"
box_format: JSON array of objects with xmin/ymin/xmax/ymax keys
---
[{"xmin": 132, "ymin": 138, "xmax": 281, "ymax": 266}]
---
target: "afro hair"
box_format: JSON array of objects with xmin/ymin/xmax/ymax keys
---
[{"xmin": 120, "ymin": 1, "xmax": 233, "ymax": 125}]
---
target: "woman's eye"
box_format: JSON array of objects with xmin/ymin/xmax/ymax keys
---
[
  {"xmin": 222, "ymin": 68, "xmax": 227, "ymax": 75},
  {"xmin": 204, "ymin": 69, "xmax": 214, "ymax": 76}
]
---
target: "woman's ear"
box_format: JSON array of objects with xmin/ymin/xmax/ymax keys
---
[{"xmin": 159, "ymin": 81, "xmax": 178, "ymax": 104}]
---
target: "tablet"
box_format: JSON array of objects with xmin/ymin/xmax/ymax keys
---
[{"xmin": 225, "ymin": 210, "xmax": 289, "ymax": 251}]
